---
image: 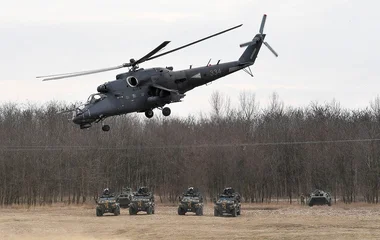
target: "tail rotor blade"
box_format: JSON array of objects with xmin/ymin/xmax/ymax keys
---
[
  {"xmin": 240, "ymin": 39, "xmax": 257, "ymax": 48},
  {"xmin": 239, "ymin": 42, "xmax": 252, "ymax": 48},
  {"xmin": 259, "ymin": 14, "xmax": 267, "ymax": 34},
  {"xmin": 263, "ymin": 42, "xmax": 278, "ymax": 57}
]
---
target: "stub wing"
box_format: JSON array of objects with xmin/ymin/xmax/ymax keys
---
[{"xmin": 150, "ymin": 83, "xmax": 179, "ymax": 94}]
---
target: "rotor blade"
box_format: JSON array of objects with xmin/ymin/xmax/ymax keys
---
[
  {"xmin": 37, "ymin": 71, "xmax": 83, "ymax": 78},
  {"xmin": 259, "ymin": 14, "xmax": 267, "ymax": 34},
  {"xmin": 134, "ymin": 41, "xmax": 170, "ymax": 66},
  {"xmin": 146, "ymin": 24, "xmax": 243, "ymax": 61},
  {"xmin": 37, "ymin": 66, "xmax": 127, "ymax": 78},
  {"xmin": 263, "ymin": 41, "xmax": 278, "ymax": 57},
  {"xmin": 40, "ymin": 65, "xmax": 126, "ymax": 81}
]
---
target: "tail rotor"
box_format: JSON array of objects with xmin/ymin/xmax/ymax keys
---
[{"xmin": 239, "ymin": 14, "xmax": 278, "ymax": 57}]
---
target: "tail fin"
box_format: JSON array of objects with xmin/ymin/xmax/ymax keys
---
[
  {"xmin": 238, "ymin": 14, "xmax": 278, "ymax": 64},
  {"xmin": 238, "ymin": 34, "xmax": 265, "ymax": 64}
]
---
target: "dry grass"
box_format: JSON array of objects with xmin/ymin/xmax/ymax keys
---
[{"xmin": 1, "ymin": 203, "xmax": 380, "ymax": 240}]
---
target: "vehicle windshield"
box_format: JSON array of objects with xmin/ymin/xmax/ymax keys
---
[
  {"xmin": 99, "ymin": 196, "xmax": 116, "ymax": 200},
  {"xmin": 218, "ymin": 196, "xmax": 235, "ymax": 201},
  {"xmin": 182, "ymin": 196, "xmax": 199, "ymax": 201},
  {"xmin": 87, "ymin": 93, "xmax": 106, "ymax": 104},
  {"xmin": 133, "ymin": 195, "xmax": 150, "ymax": 200}
]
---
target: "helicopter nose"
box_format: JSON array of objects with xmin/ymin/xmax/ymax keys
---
[
  {"xmin": 72, "ymin": 111, "xmax": 91, "ymax": 124},
  {"xmin": 72, "ymin": 115, "xmax": 82, "ymax": 124}
]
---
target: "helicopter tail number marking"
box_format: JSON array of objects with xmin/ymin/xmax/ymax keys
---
[{"xmin": 209, "ymin": 68, "xmax": 221, "ymax": 77}]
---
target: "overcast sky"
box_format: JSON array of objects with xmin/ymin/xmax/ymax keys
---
[{"xmin": 1, "ymin": 0, "xmax": 379, "ymax": 117}]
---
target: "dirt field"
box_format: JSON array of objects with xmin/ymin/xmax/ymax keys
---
[{"xmin": 1, "ymin": 203, "xmax": 380, "ymax": 240}]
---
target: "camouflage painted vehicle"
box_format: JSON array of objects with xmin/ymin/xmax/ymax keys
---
[
  {"xmin": 178, "ymin": 187, "xmax": 204, "ymax": 216},
  {"xmin": 117, "ymin": 187, "xmax": 133, "ymax": 208},
  {"xmin": 96, "ymin": 196, "xmax": 120, "ymax": 216},
  {"xmin": 129, "ymin": 187, "xmax": 155, "ymax": 215},
  {"xmin": 214, "ymin": 187, "xmax": 241, "ymax": 217},
  {"xmin": 308, "ymin": 189, "xmax": 332, "ymax": 207}
]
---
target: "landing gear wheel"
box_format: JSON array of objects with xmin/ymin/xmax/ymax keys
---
[
  {"xmin": 162, "ymin": 107, "xmax": 171, "ymax": 117},
  {"xmin": 145, "ymin": 110, "xmax": 154, "ymax": 118},
  {"xmin": 102, "ymin": 125, "xmax": 110, "ymax": 132}
]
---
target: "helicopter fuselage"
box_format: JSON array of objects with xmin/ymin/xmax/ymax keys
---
[{"xmin": 72, "ymin": 60, "xmax": 252, "ymax": 127}]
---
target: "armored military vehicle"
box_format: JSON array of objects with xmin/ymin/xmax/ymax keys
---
[
  {"xmin": 96, "ymin": 190, "xmax": 120, "ymax": 216},
  {"xmin": 308, "ymin": 189, "xmax": 332, "ymax": 207},
  {"xmin": 178, "ymin": 187, "xmax": 204, "ymax": 216},
  {"xmin": 214, "ymin": 187, "xmax": 241, "ymax": 217},
  {"xmin": 117, "ymin": 187, "xmax": 133, "ymax": 208},
  {"xmin": 129, "ymin": 187, "xmax": 155, "ymax": 215}
]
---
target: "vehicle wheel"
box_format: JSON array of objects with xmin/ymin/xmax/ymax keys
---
[
  {"xmin": 114, "ymin": 206, "xmax": 120, "ymax": 216},
  {"xmin": 152, "ymin": 207, "xmax": 155, "ymax": 214},
  {"xmin": 96, "ymin": 209, "xmax": 103, "ymax": 217},
  {"xmin": 147, "ymin": 206, "xmax": 152, "ymax": 215},
  {"xmin": 232, "ymin": 208, "xmax": 237, "ymax": 217},
  {"xmin": 328, "ymin": 202, "xmax": 332, "ymax": 206},
  {"xmin": 178, "ymin": 207, "xmax": 185, "ymax": 215},
  {"xmin": 196, "ymin": 208, "xmax": 201, "ymax": 216},
  {"xmin": 145, "ymin": 110, "xmax": 154, "ymax": 118},
  {"xmin": 129, "ymin": 207, "xmax": 136, "ymax": 215},
  {"xmin": 237, "ymin": 208, "xmax": 241, "ymax": 215},
  {"xmin": 200, "ymin": 207, "xmax": 204, "ymax": 216},
  {"xmin": 214, "ymin": 209, "xmax": 219, "ymax": 217},
  {"xmin": 162, "ymin": 107, "xmax": 171, "ymax": 117},
  {"xmin": 102, "ymin": 125, "xmax": 110, "ymax": 132}
]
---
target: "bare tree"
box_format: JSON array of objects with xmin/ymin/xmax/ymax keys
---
[{"xmin": 1, "ymin": 92, "xmax": 380, "ymax": 205}]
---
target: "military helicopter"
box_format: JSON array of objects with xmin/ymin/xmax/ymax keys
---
[{"xmin": 37, "ymin": 14, "xmax": 277, "ymax": 131}]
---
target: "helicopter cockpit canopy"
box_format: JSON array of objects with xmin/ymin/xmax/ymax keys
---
[{"xmin": 87, "ymin": 93, "xmax": 107, "ymax": 104}]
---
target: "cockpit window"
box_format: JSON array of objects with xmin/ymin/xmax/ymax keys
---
[{"xmin": 87, "ymin": 93, "xmax": 106, "ymax": 104}]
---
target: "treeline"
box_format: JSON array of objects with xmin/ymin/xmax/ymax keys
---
[{"xmin": 1, "ymin": 92, "xmax": 380, "ymax": 205}]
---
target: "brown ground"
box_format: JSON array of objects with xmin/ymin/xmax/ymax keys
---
[{"xmin": 1, "ymin": 203, "xmax": 380, "ymax": 240}]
